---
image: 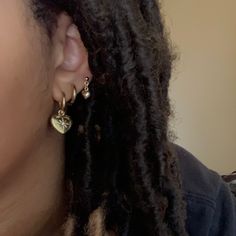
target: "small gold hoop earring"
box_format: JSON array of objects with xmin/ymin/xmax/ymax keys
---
[
  {"xmin": 70, "ymin": 86, "xmax": 77, "ymax": 105},
  {"xmin": 81, "ymin": 77, "xmax": 91, "ymax": 99},
  {"xmin": 50, "ymin": 94, "xmax": 73, "ymax": 134},
  {"xmin": 59, "ymin": 95, "xmax": 66, "ymax": 112}
]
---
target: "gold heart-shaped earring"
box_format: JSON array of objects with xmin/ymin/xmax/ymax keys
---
[{"xmin": 51, "ymin": 94, "xmax": 72, "ymax": 134}]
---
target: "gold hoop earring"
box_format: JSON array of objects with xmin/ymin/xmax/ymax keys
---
[
  {"xmin": 50, "ymin": 94, "xmax": 72, "ymax": 134},
  {"xmin": 81, "ymin": 77, "xmax": 91, "ymax": 99},
  {"xmin": 69, "ymin": 86, "xmax": 77, "ymax": 105}
]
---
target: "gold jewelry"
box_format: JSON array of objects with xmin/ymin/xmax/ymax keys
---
[
  {"xmin": 69, "ymin": 86, "xmax": 77, "ymax": 105},
  {"xmin": 50, "ymin": 94, "xmax": 72, "ymax": 134},
  {"xmin": 81, "ymin": 77, "xmax": 91, "ymax": 99}
]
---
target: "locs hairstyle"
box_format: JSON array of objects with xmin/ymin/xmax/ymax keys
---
[{"xmin": 31, "ymin": 0, "xmax": 188, "ymax": 235}]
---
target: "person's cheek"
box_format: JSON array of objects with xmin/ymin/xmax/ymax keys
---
[{"xmin": 0, "ymin": 27, "xmax": 51, "ymax": 182}]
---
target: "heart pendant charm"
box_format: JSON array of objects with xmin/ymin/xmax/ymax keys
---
[
  {"xmin": 51, "ymin": 113, "xmax": 72, "ymax": 134},
  {"xmin": 82, "ymin": 90, "xmax": 91, "ymax": 99}
]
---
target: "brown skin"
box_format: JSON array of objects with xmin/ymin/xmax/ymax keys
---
[{"xmin": 0, "ymin": 1, "xmax": 92, "ymax": 235}]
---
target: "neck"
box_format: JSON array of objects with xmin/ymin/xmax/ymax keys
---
[{"xmin": 0, "ymin": 131, "xmax": 67, "ymax": 236}]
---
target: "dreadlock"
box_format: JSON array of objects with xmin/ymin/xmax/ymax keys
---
[{"xmin": 31, "ymin": 0, "xmax": 188, "ymax": 235}]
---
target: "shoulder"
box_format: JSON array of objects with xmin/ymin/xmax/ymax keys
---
[
  {"xmin": 171, "ymin": 142, "xmax": 221, "ymax": 200},
  {"xmin": 170, "ymin": 143, "xmax": 236, "ymax": 236}
]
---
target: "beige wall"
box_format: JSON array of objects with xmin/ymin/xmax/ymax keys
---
[{"xmin": 161, "ymin": 0, "xmax": 236, "ymax": 174}]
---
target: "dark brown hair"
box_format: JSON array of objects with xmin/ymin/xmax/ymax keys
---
[{"xmin": 32, "ymin": 0, "xmax": 187, "ymax": 235}]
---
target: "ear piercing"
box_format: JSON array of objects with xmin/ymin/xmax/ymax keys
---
[
  {"xmin": 81, "ymin": 77, "xmax": 91, "ymax": 99},
  {"xmin": 50, "ymin": 93, "xmax": 73, "ymax": 134},
  {"xmin": 69, "ymin": 86, "xmax": 77, "ymax": 105},
  {"xmin": 51, "ymin": 76, "xmax": 91, "ymax": 134}
]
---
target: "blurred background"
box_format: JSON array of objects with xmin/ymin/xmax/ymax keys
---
[{"xmin": 161, "ymin": 0, "xmax": 236, "ymax": 174}]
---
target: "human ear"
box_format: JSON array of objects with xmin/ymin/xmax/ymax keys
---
[{"xmin": 51, "ymin": 13, "xmax": 93, "ymax": 103}]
